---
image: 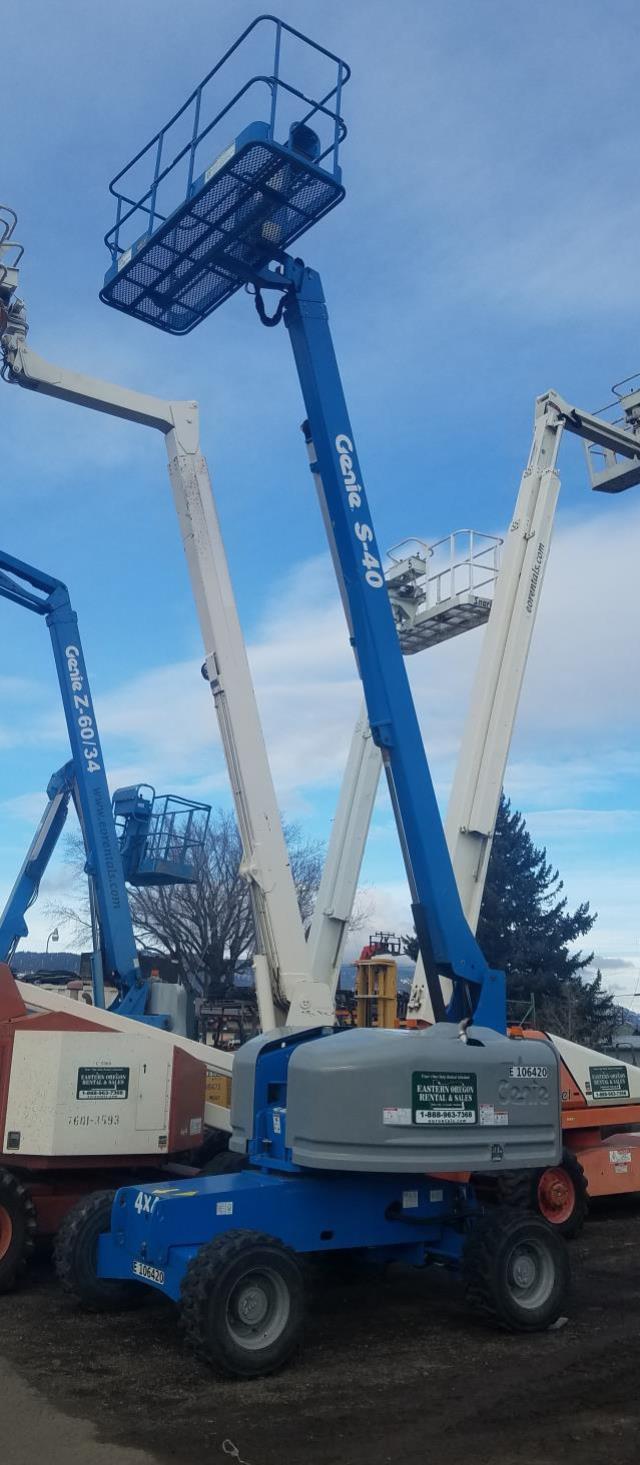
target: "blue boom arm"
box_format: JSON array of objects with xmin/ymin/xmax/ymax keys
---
[
  {"xmin": 278, "ymin": 264, "xmax": 505, "ymax": 1030},
  {"xmin": 0, "ymin": 762, "xmax": 74, "ymax": 959},
  {"xmin": 0, "ymin": 551, "xmax": 150, "ymax": 1018}
]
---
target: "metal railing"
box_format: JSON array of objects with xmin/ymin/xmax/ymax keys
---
[
  {"xmin": 0, "ymin": 206, "xmax": 23, "ymax": 331},
  {"xmin": 583, "ymin": 374, "xmax": 640, "ymax": 492},
  {"xmin": 387, "ymin": 529, "xmax": 502, "ymax": 614},
  {"xmin": 142, "ymin": 793, "xmax": 210, "ymax": 873},
  {"xmin": 105, "ymin": 14, "xmax": 350, "ymax": 262}
]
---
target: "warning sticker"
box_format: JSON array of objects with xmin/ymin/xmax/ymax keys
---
[
  {"xmin": 76, "ymin": 1066, "xmax": 129, "ymax": 1101},
  {"xmin": 609, "ymin": 1148, "xmax": 632, "ymax": 1167},
  {"xmin": 383, "ymin": 1107, "xmax": 412, "ymax": 1126},
  {"xmin": 412, "ymin": 1071, "xmax": 477, "ymax": 1126},
  {"xmin": 480, "ymin": 1104, "xmax": 508, "ymax": 1127},
  {"xmin": 402, "ymin": 1190, "xmax": 419, "ymax": 1209},
  {"xmin": 588, "ymin": 1065, "xmax": 630, "ymax": 1102}
]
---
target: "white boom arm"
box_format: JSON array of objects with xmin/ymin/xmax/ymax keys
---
[
  {"xmin": 1, "ymin": 315, "xmax": 333, "ymax": 1031},
  {"xmin": 408, "ymin": 388, "xmax": 640, "ymax": 1019},
  {"xmin": 447, "ymin": 394, "xmax": 563, "ymax": 927},
  {"xmin": 307, "ymin": 531, "xmax": 501, "ymax": 991},
  {"xmin": 307, "ymin": 705, "xmax": 379, "ymax": 983}
]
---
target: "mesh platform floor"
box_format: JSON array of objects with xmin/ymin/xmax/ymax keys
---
[{"xmin": 101, "ymin": 137, "xmax": 344, "ymax": 334}]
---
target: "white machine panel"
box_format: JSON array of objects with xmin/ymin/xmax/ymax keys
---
[
  {"xmin": 5, "ymin": 1030, "xmax": 174, "ymax": 1157},
  {"xmin": 552, "ymin": 1034, "xmax": 640, "ymax": 1106}
]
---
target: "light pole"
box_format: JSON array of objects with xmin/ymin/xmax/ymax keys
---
[{"xmin": 45, "ymin": 926, "xmax": 59, "ymax": 955}]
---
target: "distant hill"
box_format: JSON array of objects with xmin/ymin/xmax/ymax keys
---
[{"xmin": 10, "ymin": 950, "xmax": 81, "ymax": 975}]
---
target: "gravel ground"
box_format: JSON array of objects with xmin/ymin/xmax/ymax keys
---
[{"xmin": 2, "ymin": 1197, "xmax": 640, "ymax": 1465}]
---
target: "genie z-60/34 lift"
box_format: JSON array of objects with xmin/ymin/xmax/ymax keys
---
[
  {"xmin": 0, "ymin": 550, "xmax": 222, "ymax": 1292},
  {"xmin": 56, "ymin": 18, "xmax": 569, "ymax": 1376},
  {"xmin": 0, "ymin": 549, "xmax": 210, "ymax": 1026}
]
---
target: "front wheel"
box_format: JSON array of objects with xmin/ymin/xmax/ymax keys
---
[
  {"xmin": 54, "ymin": 1190, "xmax": 144, "ymax": 1310},
  {"xmin": 0, "ymin": 1168, "xmax": 37, "ymax": 1293},
  {"xmin": 464, "ymin": 1207, "xmax": 569, "ymax": 1332},
  {"xmin": 181, "ymin": 1229, "xmax": 304, "ymax": 1377}
]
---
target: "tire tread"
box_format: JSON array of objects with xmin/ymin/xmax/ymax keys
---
[
  {"xmin": 54, "ymin": 1189, "xmax": 140, "ymax": 1310},
  {"xmin": 0, "ymin": 1167, "xmax": 37, "ymax": 1293},
  {"xmin": 463, "ymin": 1205, "xmax": 569, "ymax": 1331},
  {"xmin": 181, "ymin": 1229, "xmax": 303, "ymax": 1376}
]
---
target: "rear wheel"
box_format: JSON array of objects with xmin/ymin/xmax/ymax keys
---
[
  {"xmin": 0, "ymin": 1169, "xmax": 37, "ymax": 1293},
  {"xmin": 535, "ymin": 1151, "xmax": 588, "ymax": 1238},
  {"xmin": 54, "ymin": 1190, "xmax": 143, "ymax": 1310},
  {"xmin": 497, "ymin": 1148, "xmax": 588, "ymax": 1239},
  {"xmin": 464, "ymin": 1207, "xmax": 569, "ymax": 1332},
  {"xmin": 181, "ymin": 1229, "xmax": 304, "ymax": 1377}
]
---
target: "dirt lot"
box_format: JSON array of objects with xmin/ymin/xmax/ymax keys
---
[{"xmin": 2, "ymin": 1198, "xmax": 640, "ymax": 1465}]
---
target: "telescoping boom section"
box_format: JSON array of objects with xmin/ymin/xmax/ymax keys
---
[
  {"xmin": 284, "ymin": 271, "xmax": 504, "ymax": 1029},
  {"xmin": 98, "ymin": 17, "xmax": 504, "ymax": 1030}
]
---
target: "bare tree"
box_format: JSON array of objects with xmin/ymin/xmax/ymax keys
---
[
  {"xmin": 48, "ymin": 810, "xmax": 379, "ymax": 1001},
  {"xmin": 45, "ymin": 834, "xmax": 92, "ymax": 949},
  {"xmin": 348, "ymin": 890, "xmax": 376, "ymax": 938},
  {"xmin": 128, "ymin": 808, "xmax": 323, "ymax": 999}
]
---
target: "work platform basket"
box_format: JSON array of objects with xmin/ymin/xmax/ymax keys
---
[
  {"xmin": 101, "ymin": 16, "xmax": 349, "ymax": 334},
  {"xmin": 113, "ymin": 786, "xmax": 210, "ymax": 887}
]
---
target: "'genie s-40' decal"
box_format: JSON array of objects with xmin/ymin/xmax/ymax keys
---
[{"xmin": 335, "ymin": 433, "xmax": 384, "ymax": 589}]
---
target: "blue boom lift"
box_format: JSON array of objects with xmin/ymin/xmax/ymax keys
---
[
  {"xmin": 58, "ymin": 19, "xmax": 569, "ymax": 1373},
  {"xmin": 0, "ymin": 550, "xmax": 209, "ymax": 1028}
]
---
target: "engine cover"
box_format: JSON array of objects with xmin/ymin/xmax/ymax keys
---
[{"xmin": 231, "ymin": 1024, "xmax": 561, "ymax": 1173}]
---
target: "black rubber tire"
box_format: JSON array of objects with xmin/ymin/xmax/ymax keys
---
[
  {"xmin": 54, "ymin": 1190, "xmax": 143, "ymax": 1311},
  {"xmin": 0, "ymin": 1168, "xmax": 37, "ymax": 1294},
  {"xmin": 201, "ymin": 1150, "xmax": 248, "ymax": 1177},
  {"xmin": 464, "ymin": 1206, "xmax": 570, "ymax": 1332},
  {"xmin": 496, "ymin": 1149, "xmax": 589, "ymax": 1239},
  {"xmin": 181, "ymin": 1229, "xmax": 304, "ymax": 1377},
  {"xmin": 494, "ymin": 1168, "xmax": 533, "ymax": 1211}
]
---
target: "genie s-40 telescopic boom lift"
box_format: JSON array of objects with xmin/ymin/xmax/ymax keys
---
[{"xmin": 56, "ymin": 18, "xmax": 570, "ymax": 1377}]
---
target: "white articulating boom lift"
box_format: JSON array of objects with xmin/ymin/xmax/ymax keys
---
[
  {"xmin": 408, "ymin": 383, "xmax": 640, "ymax": 1020},
  {"xmin": 0, "ymin": 213, "xmax": 322, "ymax": 1036}
]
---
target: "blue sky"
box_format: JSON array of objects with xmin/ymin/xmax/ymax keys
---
[{"xmin": 1, "ymin": 0, "xmax": 639, "ymax": 1004}]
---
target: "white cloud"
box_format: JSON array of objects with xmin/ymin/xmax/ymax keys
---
[
  {"xmin": 0, "ymin": 790, "xmax": 52, "ymax": 823},
  {"xmin": 11, "ymin": 496, "xmax": 632, "ymax": 870},
  {"xmin": 343, "ymin": 882, "xmax": 412, "ymax": 960}
]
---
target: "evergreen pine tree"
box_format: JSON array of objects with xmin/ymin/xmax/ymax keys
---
[{"xmin": 403, "ymin": 794, "xmax": 619, "ymax": 1044}]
